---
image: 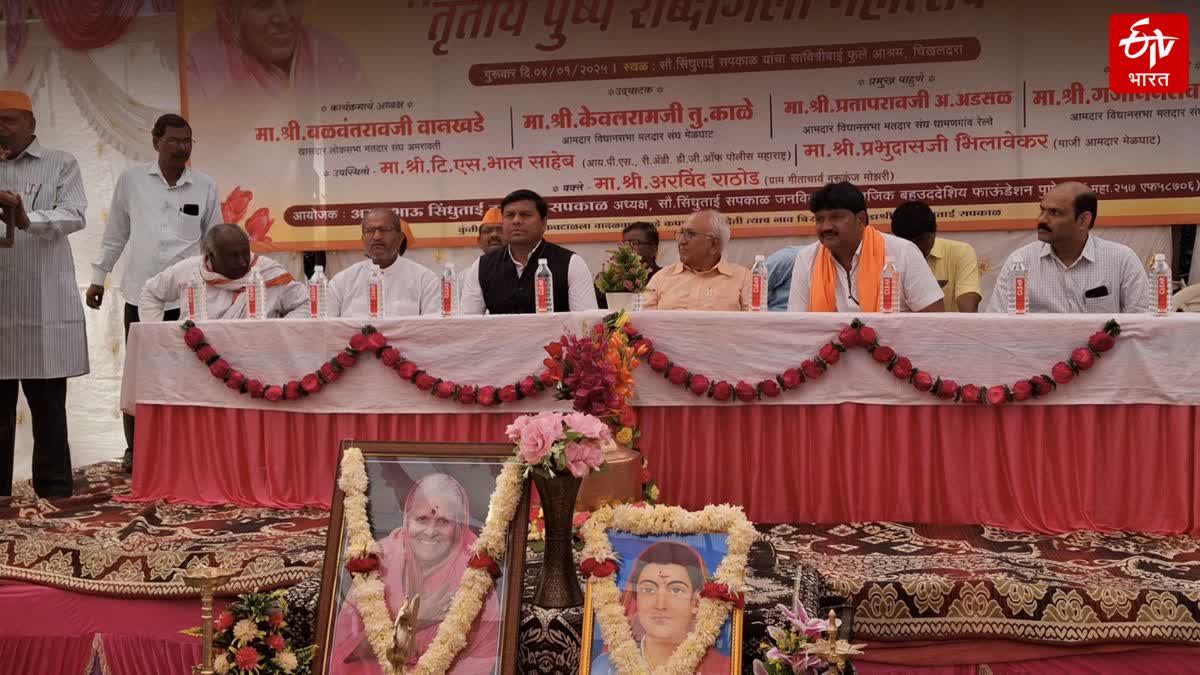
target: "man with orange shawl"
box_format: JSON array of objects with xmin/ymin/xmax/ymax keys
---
[
  {"xmin": 138, "ymin": 223, "xmax": 307, "ymax": 320},
  {"xmin": 786, "ymin": 182, "xmax": 943, "ymax": 313},
  {"xmin": 330, "ymin": 473, "xmax": 500, "ymax": 674}
]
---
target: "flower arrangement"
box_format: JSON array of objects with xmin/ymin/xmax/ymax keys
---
[
  {"xmin": 337, "ymin": 446, "xmax": 526, "ymax": 675},
  {"xmin": 506, "ymin": 411, "xmax": 611, "ymax": 479},
  {"xmin": 543, "ymin": 311, "xmax": 659, "ymax": 501},
  {"xmin": 209, "ymin": 590, "xmax": 313, "ymax": 675},
  {"xmin": 752, "ymin": 599, "xmax": 865, "ymax": 674},
  {"xmin": 595, "ymin": 243, "xmax": 651, "ymax": 294}
]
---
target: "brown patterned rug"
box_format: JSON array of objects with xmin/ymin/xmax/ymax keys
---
[
  {"xmin": 755, "ymin": 522, "xmax": 1200, "ymax": 646},
  {"xmin": 0, "ymin": 462, "xmax": 328, "ymax": 598}
]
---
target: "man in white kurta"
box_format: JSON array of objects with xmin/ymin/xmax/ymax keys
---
[
  {"xmin": 0, "ymin": 91, "xmax": 88, "ymax": 499},
  {"xmin": 329, "ymin": 208, "xmax": 440, "ymax": 317},
  {"xmin": 139, "ymin": 224, "xmax": 308, "ymax": 320}
]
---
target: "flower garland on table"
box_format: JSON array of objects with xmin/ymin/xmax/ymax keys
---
[
  {"xmin": 180, "ymin": 322, "xmax": 552, "ymax": 407},
  {"xmin": 642, "ymin": 318, "xmax": 1122, "ymax": 406},
  {"xmin": 577, "ymin": 503, "xmax": 757, "ymax": 675},
  {"xmin": 209, "ymin": 590, "xmax": 314, "ymax": 674},
  {"xmin": 337, "ymin": 446, "xmax": 526, "ymax": 675}
]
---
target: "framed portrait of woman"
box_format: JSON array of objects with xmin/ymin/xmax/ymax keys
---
[
  {"xmin": 580, "ymin": 532, "xmax": 744, "ymax": 674},
  {"xmin": 314, "ymin": 441, "xmax": 530, "ymax": 675}
]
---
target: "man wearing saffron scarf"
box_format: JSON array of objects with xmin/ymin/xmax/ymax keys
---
[
  {"xmin": 139, "ymin": 223, "xmax": 308, "ymax": 320},
  {"xmin": 786, "ymin": 182, "xmax": 943, "ymax": 313}
]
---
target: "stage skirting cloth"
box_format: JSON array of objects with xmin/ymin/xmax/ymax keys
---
[{"xmin": 122, "ymin": 312, "xmax": 1200, "ymax": 533}]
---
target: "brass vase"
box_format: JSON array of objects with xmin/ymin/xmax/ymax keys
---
[
  {"xmin": 576, "ymin": 443, "xmax": 643, "ymax": 511},
  {"xmin": 532, "ymin": 471, "xmax": 584, "ymax": 608}
]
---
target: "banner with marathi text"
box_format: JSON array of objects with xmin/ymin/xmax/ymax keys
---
[{"xmin": 180, "ymin": 0, "xmax": 1200, "ymax": 252}]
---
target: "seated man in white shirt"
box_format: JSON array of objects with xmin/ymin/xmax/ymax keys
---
[
  {"xmin": 987, "ymin": 182, "xmax": 1151, "ymax": 313},
  {"xmin": 139, "ymin": 223, "xmax": 308, "ymax": 320},
  {"xmin": 328, "ymin": 208, "xmax": 440, "ymax": 317},
  {"xmin": 459, "ymin": 189, "xmax": 598, "ymax": 314},
  {"xmin": 787, "ymin": 182, "xmax": 943, "ymax": 313}
]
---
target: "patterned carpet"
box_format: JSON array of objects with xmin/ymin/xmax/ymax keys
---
[
  {"xmin": 0, "ymin": 462, "xmax": 328, "ymax": 598},
  {"xmin": 6, "ymin": 465, "xmax": 1200, "ymax": 656},
  {"xmin": 755, "ymin": 522, "xmax": 1200, "ymax": 645}
]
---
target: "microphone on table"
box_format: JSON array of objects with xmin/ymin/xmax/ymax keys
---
[{"xmin": 180, "ymin": 203, "xmax": 200, "ymax": 216}]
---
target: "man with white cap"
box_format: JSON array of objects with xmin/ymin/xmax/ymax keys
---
[{"xmin": 0, "ymin": 90, "xmax": 89, "ymax": 500}]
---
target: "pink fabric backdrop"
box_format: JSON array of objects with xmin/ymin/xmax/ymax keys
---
[
  {"xmin": 127, "ymin": 402, "xmax": 1200, "ymax": 535},
  {"xmin": 0, "ymin": 581, "xmax": 205, "ymax": 675}
]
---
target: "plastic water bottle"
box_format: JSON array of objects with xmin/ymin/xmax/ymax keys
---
[
  {"xmin": 1150, "ymin": 253, "xmax": 1172, "ymax": 315},
  {"xmin": 186, "ymin": 269, "xmax": 207, "ymax": 321},
  {"xmin": 308, "ymin": 265, "xmax": 328, "ymax": 319},
  {"xmin": 247, "ymin": 268, "xmax": 267, "ymax": 319},
  {"xmin": 749, "ymin": 254, "xmax": 768, "ymax": 312},
  {"xmin": 535, "ymin": 258, "xmax": 553, "ymax": 313},
  {"xmin": 442, "ymin": 262, "xmax": 457, "ymax": 317},
  {"xmin": 1009, "ymin": 261, "xmax": 1028, "ymax": 315},
  {"xmin": 880, "ymin": 256, "xmax": 898, "ymax": 313},
  {"xmin": 368, "ymin": 264, "xmax": 384, "ymax": 319}
]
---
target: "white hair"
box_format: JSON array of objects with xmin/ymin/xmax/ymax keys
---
[{"xmin": 693, "ymin": 209, "xmax": 730, "ymax": 248}]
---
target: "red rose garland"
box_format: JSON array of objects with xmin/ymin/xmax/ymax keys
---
[
  {"xmin": 179, "ymin": 320, "xmax": 551, "ymax": 408},
  {"xmin": 640, "ymin": 317, "xmax": 1121, "ymax": 406}
]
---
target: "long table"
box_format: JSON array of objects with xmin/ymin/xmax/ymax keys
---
[{"xmin": 122, "ymin": 311, "xmax": 1200, "ymax": 534}]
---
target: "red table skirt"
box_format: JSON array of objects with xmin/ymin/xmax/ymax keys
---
[{"xmin": 129, "ymin": 402, "xmax": 1200, "ymax": 536}]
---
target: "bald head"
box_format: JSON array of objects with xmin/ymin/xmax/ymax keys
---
[
  {"xmin": 361, "ymin": 208, "xmax": 407, "ymax": 267},
  {"xmin": 204, "ymin": 223, "xmax": 252, "ymax": 279},
  {"xmin": 1037, "ymin": 182, "xmax": 1098, "ymax": 253}
]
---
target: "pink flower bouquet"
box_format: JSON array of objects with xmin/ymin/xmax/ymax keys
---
[{"xmin": 505, "ymin": 411, "xmax": 611, "ymax": 479}]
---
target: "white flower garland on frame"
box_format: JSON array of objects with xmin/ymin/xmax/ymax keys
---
[
  {"xmin": 578, "ymin": 504, "xmax": 757, "ymax": 675},
  {"xmin": 337, "ymin": 447, "xmax": 526, "ymax": 675}
]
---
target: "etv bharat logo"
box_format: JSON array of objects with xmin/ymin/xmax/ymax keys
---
[{"xmin": 1109, "ymin": 14, "xmax": 1189, "ymax": 94}]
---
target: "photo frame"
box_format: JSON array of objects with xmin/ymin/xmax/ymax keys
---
[
  {"xmin": 579, "ymin": 531, "xmax": 745, "ymax": 675},
  {"xmin": 314, "ymin": 440, "xmax": 530, "ymax": 675}
]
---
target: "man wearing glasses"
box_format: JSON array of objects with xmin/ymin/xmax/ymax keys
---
[
  {"xmin": 641, "ymin": 209, "xmax": 752, "ymax": 311},
  {"xmin": 620, "ymin": 221, "xmax": 663, "ymax": 278},
  {"xmin": 326, "ymin": 208, "xmax": 440, "ymax": 317},
  {"xmin": 85, "ymin": 113, "xmax": 219, "ymax": 472}
]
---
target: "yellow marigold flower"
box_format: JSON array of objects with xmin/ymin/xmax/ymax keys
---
[{"xmin": 614, "ymin": 311, "xmax": 630, "ymax": 329}]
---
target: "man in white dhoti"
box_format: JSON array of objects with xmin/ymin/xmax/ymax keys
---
[
  {"xmin": 327, "ymin": 208, "xmax": 439, "ymax": 317},
  {"xmin": 0, "ymin": 90, "xmax": 89, "ymax": 499},
  {"xmin": 139, "ymin": 223, "xmax": 308, "ymax": 320}
]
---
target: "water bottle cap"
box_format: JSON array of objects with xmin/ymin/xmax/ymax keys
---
[
  {"xmin": 1154, "ymin": 253, "xmax": 1166, "ymax": 261},
  {"xmin": 445, "ymin": 261, "xmax": 455, "ymax": 269},
  {"xmin": 314, "ymin": 265, "xmax": 323, "ymax": 272},
  {"xmin": 538, "ymin": 258, "xmax": 548, "ymax": 264},
  {"xmin": 754, "ymin": 254, "xmax": 765, "ymax": 261}
]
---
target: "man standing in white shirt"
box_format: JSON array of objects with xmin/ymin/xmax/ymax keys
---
[
  {"xmin": 327, "ymin": 208, "xmax": 440, "ymax": 317},
  {"xmin": 987, "ymin": 182, "xmax": 1151, "ymax": 314},
  {"xmin": 85, "ymin": 114, "xmax": 219, "ymax": 472},
  {"xmin": 787, "ymin": 182, "xmax": 943, "ymax": 313},
  {"xmin": 140, "ymin": 223, "xmax": 308, "ymax": 320},
  {"xmin": 0, "ymin": 90, "xmax": 88, "ymax": 500},
  {"xmin": 459, "ymin": 189, "xmax": 598, "ymax": 314}
]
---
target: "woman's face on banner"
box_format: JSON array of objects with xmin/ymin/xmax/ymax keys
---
[
  {"xmin": 406, "ymin": 490, "xmax": 459, "ymax": 567},
  {"xmin": 239, "ymin": 0, "xmax": 304, "ymax": 70},
  {"xmin": 635, "ymin": 562, "xmax": 697, "ymax": 642}
]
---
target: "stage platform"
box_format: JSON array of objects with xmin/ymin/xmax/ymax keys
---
[{"xmin": 3, "ymin": 464, "xmax": 1200, "ymax": 673}]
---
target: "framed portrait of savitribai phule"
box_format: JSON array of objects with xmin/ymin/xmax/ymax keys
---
[
  {"xmin": 314, "ymin": 441, "xmax": 530, "ymax": 675},
  {"xmin": 581, "ymin": 532, "xmax": 743, "ymax": 674}
]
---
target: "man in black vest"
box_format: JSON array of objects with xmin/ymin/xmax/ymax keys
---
[{"xmin": 460, "ymin": 189, "xmax": 598, "ymax": 314}]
